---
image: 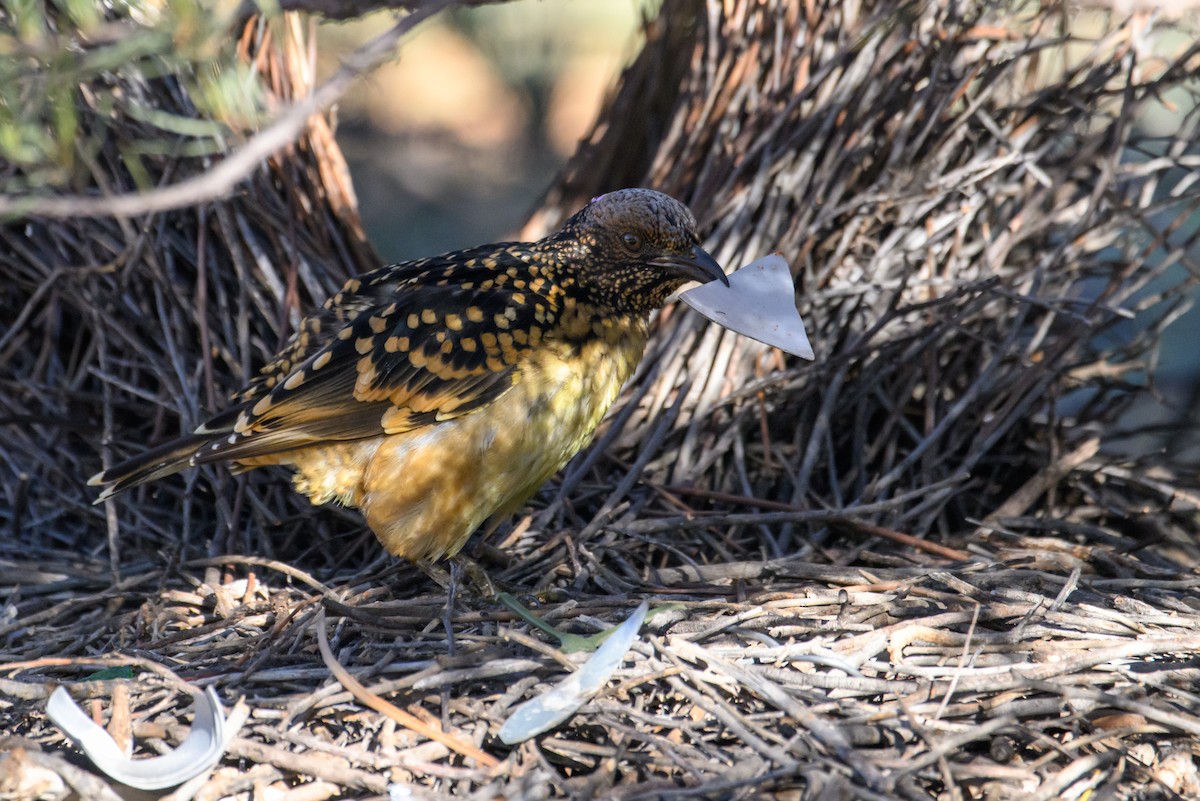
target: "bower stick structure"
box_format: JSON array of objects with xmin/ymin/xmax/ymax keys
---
[{"xmin": 4, "ymin": 0, "xmax": 1200, "ymax": 798}]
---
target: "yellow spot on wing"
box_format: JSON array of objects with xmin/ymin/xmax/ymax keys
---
[{"xmin": 356, "ymin": 356, "xmax": 378, "ymax": 390}]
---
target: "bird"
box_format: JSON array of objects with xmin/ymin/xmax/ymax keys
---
[{"xmin": 90, "ymin": 188, "xmax": 726, "ymax": 564}]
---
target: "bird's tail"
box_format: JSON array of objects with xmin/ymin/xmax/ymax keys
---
[{"xmin": 88, "ymin": 434, "xmax": 211, "ymax": 503}]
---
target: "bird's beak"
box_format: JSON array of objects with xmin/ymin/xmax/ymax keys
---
[{"xmin": 652, "ymin": 246, "xmax": 729, "ymax": 287}]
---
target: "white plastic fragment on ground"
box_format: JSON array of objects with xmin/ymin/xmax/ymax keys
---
[
  {"xmin": 499, "ymin": 601, "xmax": 649, "ymax": 744},
  {"xmin": 680, "ymin": 253, "xmax": 815, "ymax": 360},
  {"xmin": 47, "ymin": 685, "xmax": 230, "ymax": 790}
]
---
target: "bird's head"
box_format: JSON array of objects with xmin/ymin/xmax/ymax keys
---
[{"xmin": 539, "ymin": 188, "xmax": 727, "ymax": 313}]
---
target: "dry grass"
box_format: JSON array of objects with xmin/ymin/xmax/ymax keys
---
[{"xmin": 3, "ymin": 0, "xmax": 1200, "ymax": 799}]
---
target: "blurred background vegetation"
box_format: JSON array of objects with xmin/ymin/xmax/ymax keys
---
[
  {"xmin": 0, "ymin": 0, "xmax": 266, "ymax": 192},
  {"xmin": 3, "ymin": 0, "xmax": 1193, "ymax": 263},
  {"xmin": 0, "ymin": 0, "xmax": 643, "ymax": 255},
  {"xmin": 318, "ymin": 1, "xmax": 644, "ymax": 260}
]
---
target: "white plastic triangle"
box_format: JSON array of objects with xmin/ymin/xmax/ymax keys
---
[{"xmin": 679, "ymin": 253, "xmax": 814, "ymax": 360}]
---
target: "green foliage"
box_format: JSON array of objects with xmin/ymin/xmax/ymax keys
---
[
  {"xmin": 83, "ymin": 666, "xmax": 137, "ymax": 681},
  {"xmin": 0, "ymin": 0, "xmax": 270, "ymax": 193}
]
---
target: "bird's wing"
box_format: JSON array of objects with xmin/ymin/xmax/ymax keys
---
[
  {"xmin": 228, "ymin": 261, "xmax": 433, "ymax": 408},
  {"xmin": 193, "ymin": 250, "xmax": 558, "ymax": 464}
]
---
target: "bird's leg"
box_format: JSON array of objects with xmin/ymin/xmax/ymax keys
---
[
  {"xmin": 410, "ymin": 559, "xmax": 460, "ymax": 649},
  {"xmin": 413, "ymin": 553, "xmax": 500, "ymax": 644},
  {"xmin": 412, "ymin": 560, "xmax": 476, "ymax": 653},
  {"xmin": 444, "ymin": 559, "xmax": 459, "ymax": 656}
]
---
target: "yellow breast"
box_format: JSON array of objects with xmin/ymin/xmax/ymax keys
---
[{"xmin": 280, "ymin": 323, "xmax": 647, "ymax": 561}]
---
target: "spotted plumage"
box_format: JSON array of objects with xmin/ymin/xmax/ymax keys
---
[{"xmin": 90, "ymin": 189, "xmax": 725, "ymax": 561}]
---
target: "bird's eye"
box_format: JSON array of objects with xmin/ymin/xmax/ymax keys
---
[{"xmin": 622, "ymin": 233, "xmax": 643, "ymax": 252}]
